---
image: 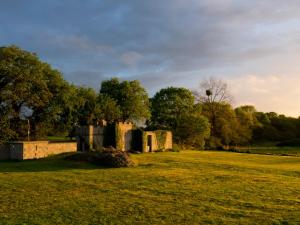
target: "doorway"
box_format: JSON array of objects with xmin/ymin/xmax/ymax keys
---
[{"xmin": 147, "ymin": 135, "xmax": 152, "ymax": 152}]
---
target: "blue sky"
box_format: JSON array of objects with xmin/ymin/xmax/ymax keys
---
[{"xmin": 1, "ymin": 0, "xmax": 300, "ymax": 116}]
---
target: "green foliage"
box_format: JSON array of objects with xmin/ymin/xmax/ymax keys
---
[
  {"xmin": 100, "ymin": 78, "xmax": 150, "ymax": 122},
  {"xmin": 0, "ymin": 45, "xmax": 70, "ymax": 141},
  {"xmin": 150, "ymin": 87, "xmax": 210, "ymax": 148},
  {"xmin": 74, "ymin": 86, "xmax": 101, "ymax": 125},
  {"xmin": 202, "ymin": 103, "xmax": 240, "ymax": 147},
  {"xmin": 234, "ymin": 105, "xmax": 261, "ymax": 144},
  {"xmin": 150, "ymin": 87, "xmax": 195, "ymax": 130},
  {"xmin": 175, "ymin": 114, "xmax": 210, "ymax": 148},
  {"xmin": 253, "ymin": 112, "xmax": 300, "ymax": 144},
  {"xmin": 171, "ymin": 144, "xmax": 181, "ymax": 152},
  {"xmin": 97, "ymin": 94, "xmax": 121, "ymax": 123},
  {"xmin": 0, "ymin": 114, "xmax": 17, "ymax": 144},
  {"xmin": 1, "ymin": 45, "xmax": 299, "ymax": 148},
  {"xmin": 154, "ymin": 130, "xmax": 167, "ymax": 150}
]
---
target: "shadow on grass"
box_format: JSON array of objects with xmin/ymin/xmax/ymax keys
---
[{"xmin": 0, "ymin": 153, "xmax": 105, "ymax": 173}]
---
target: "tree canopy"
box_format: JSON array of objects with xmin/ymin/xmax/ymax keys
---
[
  {"xmin": 0, "ymin": 45, "xmax": 69, "ymax": 140},
  {"xmin": 100, "ymin": 78, "xmax": 150, "ymax": 122},
  {"xmin": 1, "ymin": 45, "xmax": 299, "ymax": 148},
  {"xmin": 150, "ymin": 87, "xmax": 210, "ymax": 147}
]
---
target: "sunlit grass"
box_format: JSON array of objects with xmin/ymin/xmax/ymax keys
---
[
  {"xmin": 0, "ymin": 150, "xmax": 299, "ymax": 224},
  {"xmin": 231, "ymin": 146, "xmax": 300, "ymax": 156}
]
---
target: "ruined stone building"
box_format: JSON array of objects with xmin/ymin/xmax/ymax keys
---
[
  {"xmin": 76, "ymin": 122, "xmax": 172, "ymax": 152},
  {"xmin": 0, "ymin": 122, "xmax": 172, "ymax": 161}
]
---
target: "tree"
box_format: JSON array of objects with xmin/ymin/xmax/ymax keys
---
[
  {"xmin": 0, "ymin": 45, "xmax": 69, "ymax": 141},
  {"xmin": 150, "ymin": 87, "xmax": 210, "ymax": 147},
  {"xmin": 97, "ymin": 94, "xmax": 121, "ymax": 123},
  {"xmin": 194, "ymin": 77, "xmax": 233, "ymax": 129},
  {"xmin": 194, "ymin": 77, "xmax": 233, "ymax": 104},
  {"xmin": 194, "ymin": 77, "xmax": 234, "ymax": 147},
  {"xmin": 252, "ymin": 112, "xmax": 300, "ymax": 143},
  {"xmin": 100, "ymin": 78, "xmax": 150, "ymax": 122},
  {"xmin": 0, "ymin": 110, "xmax": 17, "ymax": 144},
  {"xmin": 174, "ymin": 104, "xmax": 210, "ymax": 148},
  {"xmin": 150, "ymin": 87, "xmax": 195, "ymax": 129},
  {"xmin": 73, "ymin": 86, "xmax": 101, "ymax": 126},
  {"xmin": 234, "ymin": 105, "xmax": 261, "ymax": 144},
  {"xmin": 201, "ymin": 103, "xmax": 241, "ymax": 147}
]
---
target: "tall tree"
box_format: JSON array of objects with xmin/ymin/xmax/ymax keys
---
[
  {"xmin": 0, "ymin": 45, "xmax": 69, "ymax": 141},
  {"xmin": 235, "ymin": 105, "xmax": 261, "ymax": 144},
  {"xmin": 73, "ymin": 86, "xmax": 101, "ymax": 126},
  {"xmin": 150, "ymin": 87, "xmax": 210, "ymax": 147},
  {"xmin": 194, "ymin": 77, "xmax": 234, "ymax": 147},
  {"xmin": 100, "ymin": 78, "xmax": 150, "ymax": 122},
  {"xmin": 150, "ymin": 87, "xmax": 195, "ymax": 129},
  {"xmin": 97, "ymin": 94, "xmax": 121, "ymax": 123}
]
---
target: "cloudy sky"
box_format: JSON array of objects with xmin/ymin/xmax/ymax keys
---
[{"xmin": 1, "ymin": 0, "xmax": 300, "ymax": 116}]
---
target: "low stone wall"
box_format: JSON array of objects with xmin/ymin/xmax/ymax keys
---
[{"xmin": 0, "ymin": 141, "xmax": 77, "ymax": 160}]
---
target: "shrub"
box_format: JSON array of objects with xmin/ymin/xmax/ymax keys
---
[
  {"xmin": 170, "ymin": 144, "xmax": 181, "ymax": 152},
  {"xmin": 65, "ymin": 147, "xmax": 134, "ymax": 168}
]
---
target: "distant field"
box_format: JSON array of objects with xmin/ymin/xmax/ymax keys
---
[
  {"xmin": 0, "ymin": 151, "xmax": 299, "ymax": 225},
  {"xmin": 230, "ymin": 147, "xmax": 300, "ymax": 157}
]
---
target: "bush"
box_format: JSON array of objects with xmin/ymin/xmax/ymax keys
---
[
  {"xmin": 170, "ymin": 144, "xmax": 181, "ymax": 152},
  {"xmin": 65, "ymin": 147, "xmax": 135, "ymax": 168}
]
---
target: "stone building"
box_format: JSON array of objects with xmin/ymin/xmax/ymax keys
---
[
  {"xmin": 0, "ymin": 122, "xmax": 172, "ymax": 161},
  {"xmin": 76, "ymin": 122, "xmax": 172, "ymax": 152}
]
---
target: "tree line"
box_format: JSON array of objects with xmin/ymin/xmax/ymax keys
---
[{"xmin": 1, "ymin": 46, "xmax": 300, "ymax": 148}]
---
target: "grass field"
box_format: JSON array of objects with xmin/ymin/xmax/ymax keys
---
[
  {"xmin": 0, "ymin": 151, "xmax": 299, "ymax": 225},
  {"xmin": 228, "ymin": 147, "xmax": 300, "ymax": 157}
]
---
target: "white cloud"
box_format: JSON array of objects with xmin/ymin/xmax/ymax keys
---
[
  {"xmin": 120, "ymin": 51, "xmax": 142, "ymax": 66},
  {"xmin": 228, "ymin": 74, "xmax": 300, "ymax": 117}
]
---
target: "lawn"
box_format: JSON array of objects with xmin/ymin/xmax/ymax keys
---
[
  {"xmin": 228, "ymin": 147, "xmax": 300, "ymax": 157},
  {"xmin": 0, "ymin": 151, "xmax": 299, "ymax": 225}
]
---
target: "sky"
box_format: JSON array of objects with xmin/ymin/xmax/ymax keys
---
[{"xmin": 1, "ymin": 0, "xmax": 300, "ymax": 117}]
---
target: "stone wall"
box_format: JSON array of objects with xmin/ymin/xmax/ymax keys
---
[
  {"xmin": 142, "ymin": 130, "xmax": 172, "ymax": 152},
  {"xmin": 23, "ymin": 142, "xmax": 77, "ymax": 160},
  {"xmin": 164, "ymin": 131, "xmax": 173, "ymax": 150},
  {"xmin": 75, "ymin": 122, "xmax": 172, "ymax": 153},
  {"xmin": 0, "ymin": 141, "xmax": 77, "ymax": 160},
  {"xmin": 76, "ymin": 125, "xmax": 105, "ymax": 151},
  {"xmin": 9, "ymin": 143, "xmax": 23, "ymax": 160},
  {"xmin": 76, "ymin": 126, "xmax": 93, "ymax": 151},
  {"xmin": 115, "ymin": 122, "xmax": 133, "ymax": 151},
  {"xmin": 142, "ymin": 131, "xmax": 158, "ymax": 152}
]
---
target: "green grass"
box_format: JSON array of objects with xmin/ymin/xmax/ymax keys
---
[
  {"xmin": 0, "ymin": 151, "xmax": 299, "ymax": 225},
  {"xmin": 231, "ymin": 147, "xmax": 300, "ymax": 156},
  {"xmin": 47, "ymin": 136, "xmax": 73, "ymax": 141}
]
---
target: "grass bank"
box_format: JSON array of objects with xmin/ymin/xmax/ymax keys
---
[
  {"xmin": 0, "ymin": 151, "xmax": 299, "ymax": 224},
  {"xmin": 228, "ymin": 146, "xmax": 300, "ymax": 157}
]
